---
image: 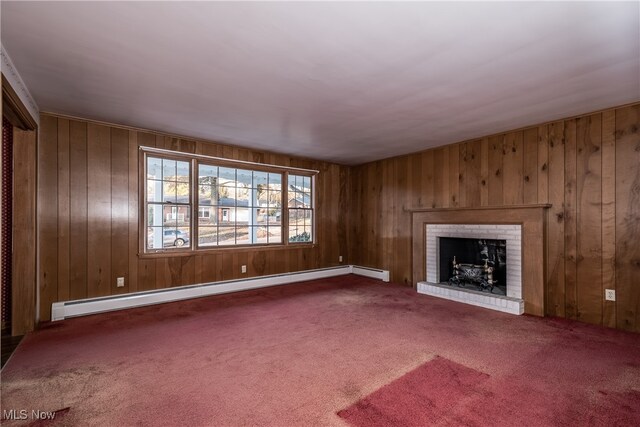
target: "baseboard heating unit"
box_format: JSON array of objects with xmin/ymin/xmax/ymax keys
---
[{"xmin": 51, "ymin": 265, "xmax": 390, "ymax": 321}]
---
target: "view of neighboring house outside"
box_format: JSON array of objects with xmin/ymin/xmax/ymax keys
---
[{"xmin": 145, "ymin": 154, "xmax": 313, "ymax": 251}]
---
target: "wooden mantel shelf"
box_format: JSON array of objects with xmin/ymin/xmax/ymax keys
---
[{"xmin": 405, "ymin": 204, "xmax": 552, "ymax": 213}]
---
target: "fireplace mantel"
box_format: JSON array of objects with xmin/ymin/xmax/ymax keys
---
[{"xmin": 411, "ymin": 205, "xmax": 550, "ymax": 316}]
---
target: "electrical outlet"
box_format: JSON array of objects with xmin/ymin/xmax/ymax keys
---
[
  {"xmin": 116, "ymin": 277, "xmax": 125, "ymax": 288},
  {"xmin": 241, "ymin": 265, "xmax": 247, "ymax": 273},
  {"xmin": 339, "ymin": 255, "xmax": 343, "ymax": 263},
  {"xmin": 605, "ymin": 289, "xmax": 616, "ymax": 301}
]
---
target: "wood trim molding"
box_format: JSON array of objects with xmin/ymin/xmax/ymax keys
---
[
  {"xmin": 406, "ymin": 204, "xmax": 552, "ymax": 213},
  {"xmin": 411, "ymin": 205, "xmax": 548, "ymax": 316},
  {"xmin": 2, "ymin": 74, "xmax": 37, "ymax": 130},
  {"xmin": 1, "ymin": 44, "xmax": 38, "ymax": 129}
]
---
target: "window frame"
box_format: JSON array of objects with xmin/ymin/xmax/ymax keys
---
[{"xmin": 140, "ymin": 147, "xmax": 317, "ymax": 256}]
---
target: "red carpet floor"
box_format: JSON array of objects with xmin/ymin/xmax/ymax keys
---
[{"xmin": 1, "ymin": 275, "xmax": 639, "ymax": 426}]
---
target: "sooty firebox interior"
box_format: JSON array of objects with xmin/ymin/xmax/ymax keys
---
[{"xmin": 438, "ymin": 237, "xmax": 507, "ymax": 295}]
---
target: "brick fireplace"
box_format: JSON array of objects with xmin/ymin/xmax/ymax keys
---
[{"xmin": 410, "ymin": 205, "xmax": 549, "ymax": 316}]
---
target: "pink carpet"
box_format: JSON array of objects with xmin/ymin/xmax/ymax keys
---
[{"xmin": 1, "ymin": 275, "xmax": 639, "ymax": 426}]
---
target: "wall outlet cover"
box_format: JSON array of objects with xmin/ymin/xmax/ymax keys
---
[{"xmin": 605, "ymin": 289, "xmax": 616, "ymax": 301}]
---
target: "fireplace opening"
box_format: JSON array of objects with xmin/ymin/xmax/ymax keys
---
[{"xmin": 438, "ymin": 237, "xmax": 507, "ymax": 295}]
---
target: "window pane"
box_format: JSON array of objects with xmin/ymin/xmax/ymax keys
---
[
  {"xmin": 176, "ymin": 161, "xmax": 190, "ymax": 182},
  {"xmin": 253, "ymin": 171, "xmax": 268, "ymax": 188},
  {"xmin": 236, "ymin": 227, "xmax": 251, "ymax": 245},
  {"xmin": 218, "ymin": 184, "xmax": 235, "ymax": 202},
  {"xmin": 162, "ymin": 159, "xmax": 176, "ymax": 181},
  {"xmin": 237, "ymin": 169, "xmax": 252, "ymax": 187},
  {"xmin": 162, "ymin": 206, "xmax": 179, "ymax": 227},
  {"xmin": 269, "ymin": 173, "xmax": 282, "ymax": 188},
  {"xmin": 199, "ymin": 184, "xmax": 213, "ymax": 203},
  {"xmin": 288, "ymin": 174, "xmax": 296, "ymax": 189},
  {"xmin": 302, "ymin": 176, "xmax": 311, "ymax": 192},
  {"xmin": 255, "ymin": 208, "xmax": 267, "ymax": 225},
  {"xmin": 176, "ymin": 181, "xmax": 190, "ymax": 202},
  {"xmin": 163, "ymin": 182, "xmax": 177, "ymax": 203},
  {"xmin": 147, "ymin": 157, "xmax": 162, "ymax": 180},
  {"xmin": 148, "ymin": 204, "xmax": 163, "ymax": 227},
  {"xmin": 236, "ymin": 187, "xmax": 250, "ymax": 207},
  {"xmin": 219, "ymin": 167, "xmax": 235, "ymax": 183},
  {"xmin": 219, "ymin": 207, "xmax": 234, "ymax": 224},
  {"xmin": 256, "ymin": 226, "xmax": 268, "ymax": 244},
  {"xmin": 236, "ymin": 208, "xmax": 249, "ymax": 225},
  {"xmin": 147, "ymin": 180, "xmax": 162, "ymax": 202},
  {"xmin": 199, "ymin": 226, "xmax": 218, "ymax": 247},
  {"xmin": 198, "ymin": 206, "xmax": 216, "ymax": 226},
  {"xmin": 147, "ymin": 226, "xmax": 162, "ymax": 249},
  {"xmin": 268, "ymin": 226, "xmax": 282, "ymax": 244},
  {"xmin": 199, "ymin": 165, "xmax": 217, "ymax": 184},
  {"xmin": 268, "ymin": 209, "xmax": 281, "ymax": 225},
  {"xmin": 218, "ymin": 226, "xmax": 235, "ymax": 245}
]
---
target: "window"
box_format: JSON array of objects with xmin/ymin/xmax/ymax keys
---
[
  {"xmin": 146, "ymin": 157, "xmax": 191, "ymax": 250},
  {"xmin": 288, "ymin": 174, "xmax": 313, "ymax": 242},
  {"xmin": 143, "ymin": 150, "xmax": 315, "ymax": 253}
]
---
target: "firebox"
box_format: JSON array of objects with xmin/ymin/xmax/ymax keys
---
[{"xmin": 438, "ymin": 237, "xmax": 507, "ymax": 295}]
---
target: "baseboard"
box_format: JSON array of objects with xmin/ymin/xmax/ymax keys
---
[{"xmin": 51, "ymin": 265, "xmax": 390, "ymax": 321}]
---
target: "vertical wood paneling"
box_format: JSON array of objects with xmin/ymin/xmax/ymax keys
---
[
  {"xmin": 503, "ymin": 131, "xmax": 524, "ymax": 205},
  {"xmin": 111, "ymin": 128, "xmax": 129, "ymax": 294},
  {"xmin": 458, "ymin": 143, "xmax": 467, "ymax": 207},
  {"xmin": 601, "ymin": 111, "xmax": 616, "ymax": 328},
  {"xmin": 12, "ymin": 129, "xmax": 37, "ymax": 334},
  {"xmin": 523, "ymin": 128, "xmax": 538, "ymax": 204},
  {"xmin": 447, "ymin": 145, "xmax": 458, "ymax": 207},
  {"xmin": 128, "ymin": 131, "xmax": 139, "ymax": 293},
  {"xmin": 38, "ymin": 115, "xmax": 58, "ymax": 321},
  {"xmin": 464, "ymin": 140, "xmax": 482, "ymax": 207},
  {"xmin": 480, "ymin": 138, "xmax": 489, "ymax": 206},
  {"xmin": 87, "ymin": 123, "xmax": 111, "ymax": 297},
  {"xmin": 36, "ymin": 104, "xmax": 640, "ymax": 332},
  {"xmin": 488, "ymin": 135, "xmax": 504, "ymax": 206},
  {"xmin": 547, "ymin": 121, "xmax": 566, "ymax": 317},
  {"xmin": 57, "ymin": 119, "xmax": 70, "ymax": 302},
  {"xmin": 564, "ymin": 119, "xmax": 578, "ymax": 319},
  {"xmin": 433, "ymin": 148, "xmax": 445, "ymax": 207},
  {"xmin": 575, "ymin": 114, "xmax": 602, "ymax": 324},
  {"xmin": 537, "ymin": 125, "xmax": 549, "ymax": 204},
  {"xmin": 615, "ymin": 104, "xmax": 640, "ymax": 332},
  {"xmin": 69, "ymin": 120, "xmax": 88, "ymax": 300}
]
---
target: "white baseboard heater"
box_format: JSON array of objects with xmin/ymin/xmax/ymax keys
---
[{"xmin": 51, "ymin": 265, "xmax": 390, "ymax": 321}]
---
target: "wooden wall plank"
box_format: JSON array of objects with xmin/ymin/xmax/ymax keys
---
[
  {"xmin": 57, "ymin": 119, "xmax": 70, "ymax": 302},
  {"xmin": 575, "ymin": 114, "xmax": 602, "ymax": 324},
  {"xmin": 503, "ymin": 131, "xmax": 524, "ymax": 205},
  {"xmin": 128, "ymin": 131, "xmax": 139, "ymax": 293},
  {"xmin": 546, "ymin": 121, "xmax": 566, "ymax": 317},
  {"xmin": 458, "ymin": 143, "xmax": 468, "ymax": 207},
  {"xmin": 537, "ymin": 125, "xmax": 549, "ymax": 204},
  {"xmin": 523, "ymin": 127, "xmax": 539, "ymax": 204},
  {"xmin": 447, "ymin": 145, "xmax": 457, "ymax": 208},
  {"xmin": 480, "ymin": 138, "xmax": 489, "ymax": 206},
  {"xmin": 464, "ymin": 140, "xmax": 482, "ymax": 207},
  {"xmin": 38, "ymin": 115, "xmax": 58, "ymax": 321},
  {"xmin": 564, "ymin": 119, "xmax": 578, "ymax": 319},
  {"xmin": 488, "ymin": 135, "xmax": 504, "ymax": 206},
  {"xmin": 87, "ymin": 123, "xmax": 112, "ymax": 297},
  {"xmin": 69, "ymin": 120, "xmax": 88, "ymax": 300},
  {"xmin": 12, "ymin": 129, "xmax": 37, "ymax": 334},
  {"xmin": 601, "ymin": 110, "xmax": 616, "ymax": 328},
  {"xmin": 615, "ymin": 104, "xmax": 640, "ymax": 332},
  {"xmin": 433, "ymin": 148, "xmax": 445, "ymax": 207},
  {"xmin": 111, "ymin": 128, "xmax": 129, "ymax": 294}
]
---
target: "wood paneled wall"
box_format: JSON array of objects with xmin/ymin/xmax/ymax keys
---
[
  {"xmin": 349, "ymin": 103, "xmax": 640, "ymax": 332},
  {"xmin": 38, "ymin": 114, "xmax": 350, "ymax": 321}
]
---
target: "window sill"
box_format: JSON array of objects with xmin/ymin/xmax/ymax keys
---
[{"xmin": 138, "ymin": 242, "xmax": 317, "ymax": 258}]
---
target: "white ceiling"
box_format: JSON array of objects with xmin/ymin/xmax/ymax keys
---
[{"xmin": 2, "ymin": 2, "xmax": 639, "ymax": 165}]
